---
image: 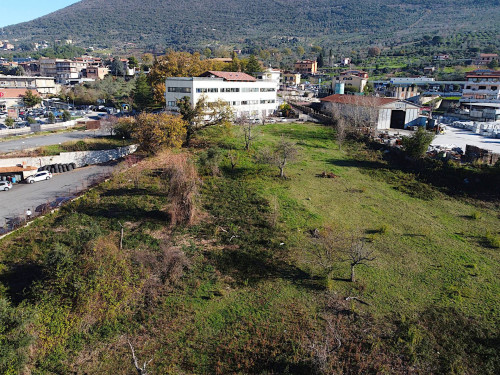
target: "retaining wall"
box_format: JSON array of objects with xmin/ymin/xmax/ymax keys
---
[{"xmin": 0, "ymin": 145, "xmax": 138, "ymax": 169}]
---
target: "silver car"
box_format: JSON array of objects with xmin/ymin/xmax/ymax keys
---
[
  {"xmin": 26, "ymin": 171, "xmax": 53, "ymax": 184},
  {"xmin": 0, "ymin": 181, "xmax": 13, "ymax": 191}
]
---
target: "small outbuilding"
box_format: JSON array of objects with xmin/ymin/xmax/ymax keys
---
[{"xmin": 320, "ymin": 94, "xmax": 422, "ymax": 130}]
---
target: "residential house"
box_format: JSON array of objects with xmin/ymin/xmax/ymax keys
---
[
  {"xmin": 282, "ymin": 72, "xmax": 301, "ymax": 86},
  {"xmin": 434, "ymin": 54, "xmax": 451, "ymax": 61},
  {"xmin": 474, "ymin": 53, "xmax": 499, "ymax": 66}
]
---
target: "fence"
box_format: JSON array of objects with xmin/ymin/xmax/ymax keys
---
[{"xmin": 0, "ymin": 119, "xmax": 79, "ymax": 138}]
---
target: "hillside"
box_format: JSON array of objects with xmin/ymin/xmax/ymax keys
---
[{"xmin": 2, "ymin": 0, "xmax": 500, "ymax": 51}]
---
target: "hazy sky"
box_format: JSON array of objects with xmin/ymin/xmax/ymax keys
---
[{"xmin": 0, "ymin": 0, "xmax": 80, "ymax": 28}]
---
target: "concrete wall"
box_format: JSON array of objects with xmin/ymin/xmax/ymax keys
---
[{"xmin": 0, "ymin": 145, "xmax": 137, "ymax": 169}]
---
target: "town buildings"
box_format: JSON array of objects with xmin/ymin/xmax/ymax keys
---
[
  {"xmin": 0, "ymin": 75, "xmax": 59, "ymax": 95},
  {"xmin": 164, "ymin": 70, "xmax": 279, "ymax": 119}
]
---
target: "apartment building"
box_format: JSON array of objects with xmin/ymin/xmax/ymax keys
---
[
  {"xmin": 39, "ymin": 58, "xmax": 87, "ymax": 83},
  {"xmin": 461, "ymin": 70, "xmax": 500, "ymax": 102},
  {"xmin": 165, "ymin": 71, "xmax": 279, "ymax": 119},
  {"xmin": 460, "ymin": 69, "xmax": 500, "ymax": 121},
  {"xmin": 332, "ymin": 70, "xmax": 369, "ymax": 93},
  {"xmin": 294, "ymin": 60, "xmax": 318, "ymax": 75}
]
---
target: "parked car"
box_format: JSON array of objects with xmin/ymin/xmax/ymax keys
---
[
  {"xmin": 26, "ymin": 171, "xmax": 52, "ymax": 184},
  {"xmin": 0, "ymin": 124, "xmax": 8, "ymax": 130},
  {"xmin": 0, "ymin": 181, "xmax": 12, "ymax": 191}
]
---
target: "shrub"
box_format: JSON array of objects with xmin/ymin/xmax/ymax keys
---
[
  {"xmin": 114, "ymin": 117, "xmax": 136, "ymax": 139},
  {"xmin": 484, "ymin": 232, "xmax": 500, "ymax": 248},
  {"xmin": 198, "ymin": 147, "xmax": 222, "ymax": 176},
  {"xmin": 401, "ymin": 127, "xmax": 435, "ymax": 159},
  {"xmin": 471, "ymin": 211, "xmax": 482, "ymax": 220}
]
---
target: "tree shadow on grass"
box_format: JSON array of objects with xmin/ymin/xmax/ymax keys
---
[
  {"xmin": 100, "ymin": 187, "xmax": 166, "ymax": 198},
  {"xmin": 0, "ymin": 263, "xmax": 43, "ymax": 305},
  {"xmin": 207, "ymin": 248, "xmax": 324, "ymax": 291},
  {"xmin": 326, "ymin": 158, "xmax": 386, "ymax": 170},
  {"xmin": 76, "ymin": 203, "xmax": 170, "ymax": 222}
]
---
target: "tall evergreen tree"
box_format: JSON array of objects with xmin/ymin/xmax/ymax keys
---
[
  {"xmin": 133, "ymin": 74, "xmax": 153, "ymax": 111},
  {"xmin": 245, "ymin": 55, "xmax": 261, "ymax": 76}
]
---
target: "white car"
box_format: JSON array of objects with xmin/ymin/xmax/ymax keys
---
[
  {"xmin": 26, "ymin": 171, "xmax": 52, "ymax": 184},
  {"xmin": 0, "ymin": 181, "xmax": 12, "ymax": 191}
]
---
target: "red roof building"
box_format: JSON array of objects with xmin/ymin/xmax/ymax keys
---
[{"xmin": 199, "ymin": 71, "xmax": 257, "ymax": 82}]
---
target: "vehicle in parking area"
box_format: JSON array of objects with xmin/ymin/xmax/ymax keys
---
[
  {"xmin": 0, "ymin": 181, "xmax": 13, "ymax": 191},
  {"xmin": 26, "ymin": 171, "xmax": 52, "ymax": 184},
  {"xmin": 0, "ymin": 124, "xmax": 8, "ymax": 130}
]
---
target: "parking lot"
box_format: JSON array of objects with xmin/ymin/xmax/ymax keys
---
[{"xmin": 0, "ymin": 164, "xmax": 116, "ymax": 233}]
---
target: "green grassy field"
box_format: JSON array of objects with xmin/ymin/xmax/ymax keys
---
[{"xmin": 0, "ymin": 122, "xmax": 498, "ymax": 374}]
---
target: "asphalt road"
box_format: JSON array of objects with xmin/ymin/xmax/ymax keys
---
[
  {"xmin": 0, "ymin": 164, "xmax": 115, "ymax": 231},
  {"xmin": 0, "ymin": 129, "xmax": 106, "ymax": 154}
]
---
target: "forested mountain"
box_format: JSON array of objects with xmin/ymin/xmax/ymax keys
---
[{"xmin": 2, "ymin": 0, "xmax": 500, "ymax": 51}]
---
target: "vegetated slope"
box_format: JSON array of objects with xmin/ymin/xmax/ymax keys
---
[
  {"xmin": 0, "ymin": 123, "xmax": 498, "ymax": 374},
  {"xmin": 2, "ymin": 0, "xmax": 500, "ymax": 50}
]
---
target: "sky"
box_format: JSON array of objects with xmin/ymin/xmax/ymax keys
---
[{"xmin": 0, "ymin": 0, "xmax": 80, "ymax": 28}]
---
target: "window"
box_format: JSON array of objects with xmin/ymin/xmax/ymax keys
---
[
  {"xmin": 260, "ymin": 99, "xmax": 276, "ymax": 104},
  {"xmin": 221, "ymin": 88, "xmax": 240, "ymax": 93},
  {"xmin": 260, "ymin": 88, "xmax": 276, "ymax": 92},
  {"xmin": 168, "ymin": 87, "xmax": 192, "ymax": 93},
  {"xmin": 241, "ymin": 88, "xmax": 259, "ymax": 93},
  {"xmin": 167, "ymin": 101, "xmax": 176, "ymax": 107},
  {"xmin": 491, "ymin": 86, "xmax": 498, "ymax": 90},
  {"xmin": 231, "ymin": 101, "xmax": 240, "ymax": 106},
  {"xmin": 196, "ymin": 88, "xmax": 218, "ymax": 93},
  {"xmin": 479, "ymin": 86, "xmax": 487, "ymax": 90}
]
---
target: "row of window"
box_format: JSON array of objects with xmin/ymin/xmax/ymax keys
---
[
  {"xmin": 167, "ymin": 99, "xmax": 276, "ymax": 107},
  {"xmin": 168, "ymin": 87, "xmax": 276, "ymax": 94},
  {"xmin": 168, "ymin": 87, "xmax": 192, "ymax": 93},
  {"xmin": 465, "ymin": 85, "xmax": 498, "ymax": 90}
]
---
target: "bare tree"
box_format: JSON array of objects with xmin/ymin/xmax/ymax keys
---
[
  {"xmin": 310, "ymin": 227, "xmax": 375, "ymax": 282},
  {"xmin": 344, "ymin": 240, "xmax": 375, "ymax": 282},
  {"xmin": 329, "ymin": 105, "xmax": 347, "ymax": 151},
  {"xmin": 127, "ymin": 339, "xmax": 153, "ymax": 375},
  {"xmin": 227, "ymin": 149, "xmax": 239, "ymax": 170},
  {"xmin": 260, "ymin": 135, "xmax": 298, "ymax": 178},
  {"xmin": 236, "ymin": 115, "xmax": 258, "ymax": 151},
  {"xmin": 325, "ymin": 96, "xmax": 380, "ymax": 137},
  {"xmin": 101, "ymin": 115, "xmax": 119, "ymax": 136}
]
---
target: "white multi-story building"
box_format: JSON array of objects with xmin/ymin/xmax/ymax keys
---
[
  {"xmin": 461, "ymin": 70, "xmax": 500, "ymax": 103},
  {"xmin": 460, "ymin": 69, "xmax": 500, "ymax": 121},
  {"xmin": 165, "ymin": 71, "xmax": 279, "ymax": 119}
]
